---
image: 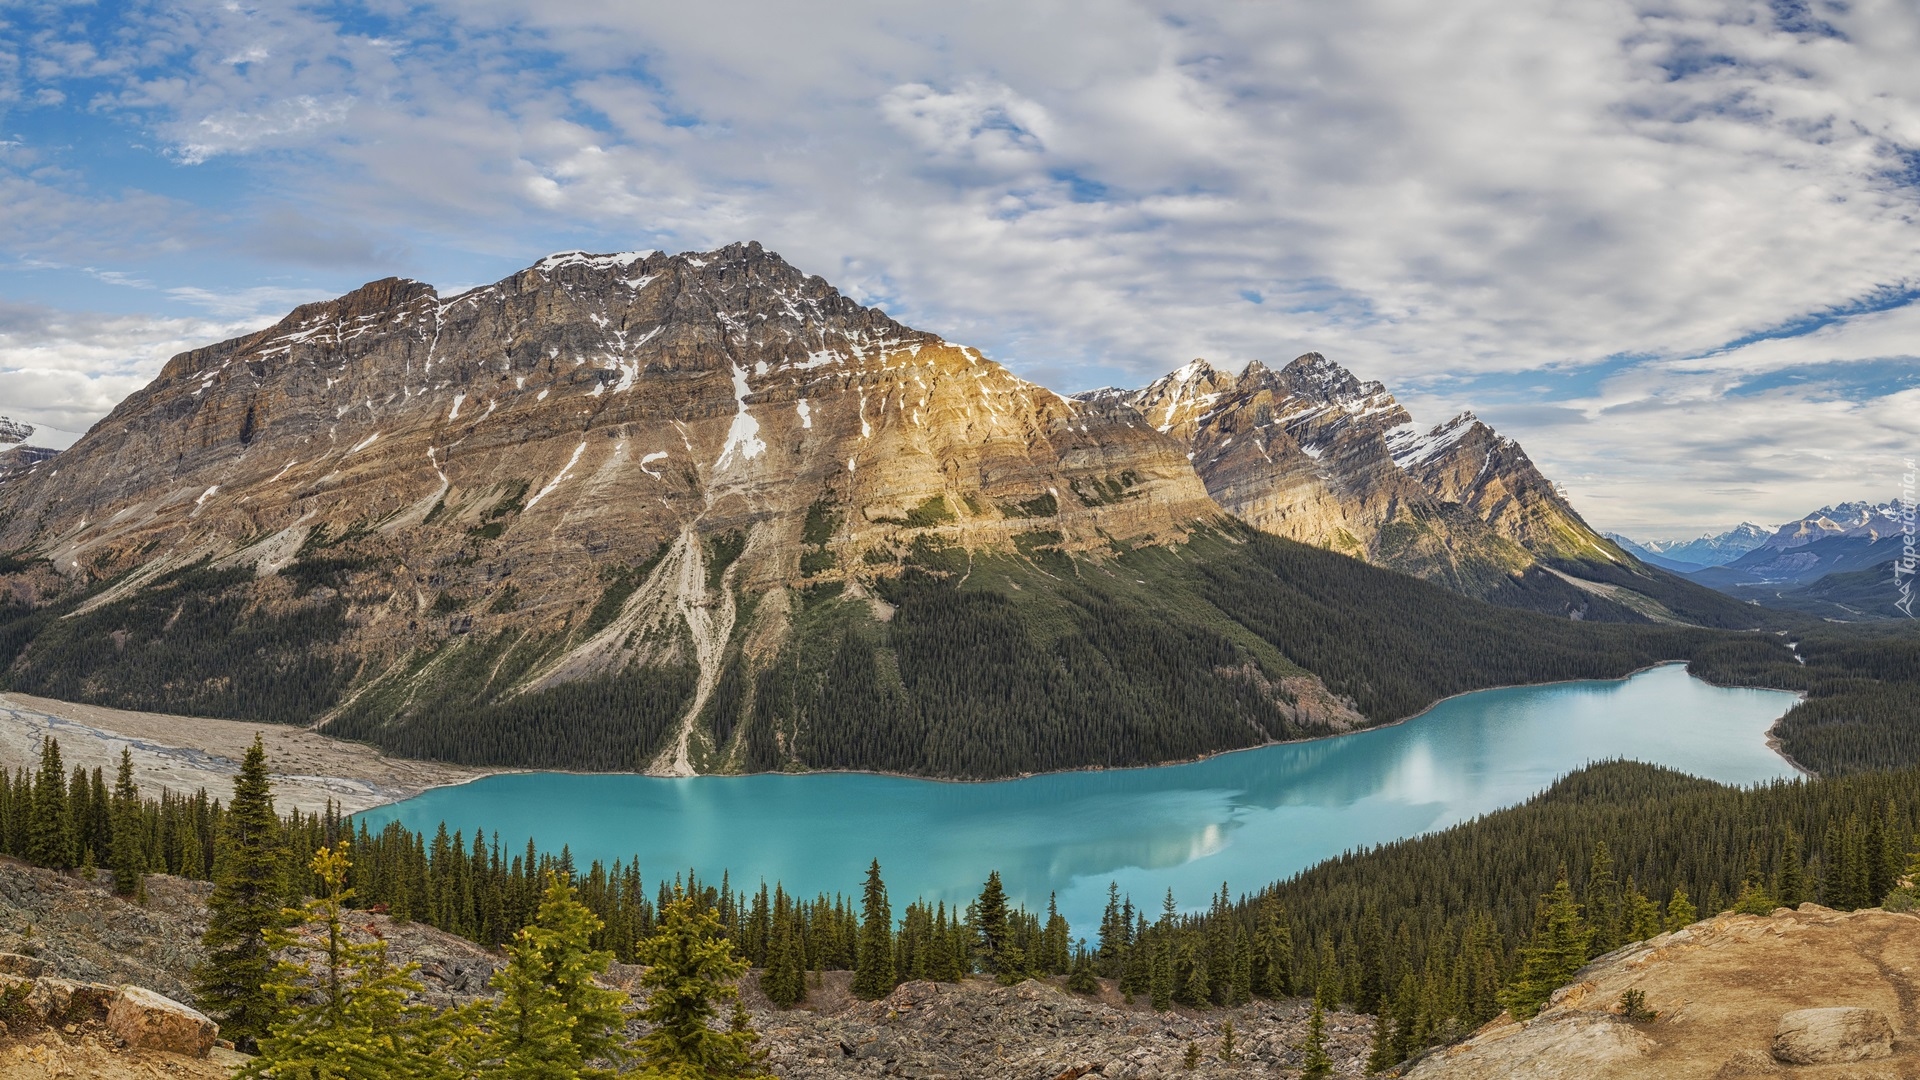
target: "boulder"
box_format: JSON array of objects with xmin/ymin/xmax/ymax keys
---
[
  {"xmin": 24, "ymin": 977, "xmax": 69, "ymax": 1023},
  {"xmin": 1771, "ymin": 1007, "xmax": 1893, "ymax": 1064},
  {"xmin": 0, "ymin": 971, "xmax": 36, "ymax": 1022},
  {"xmin": 0, "ymin": 952, "xmax": 50, "ymax": 978},
  {"xmin": 63, "ymin": 980, "xmax": 118, "ymax": 1022},
  {"xmin": 106, "ymin": 985, "xmax": 218, "ymax": 1058}
]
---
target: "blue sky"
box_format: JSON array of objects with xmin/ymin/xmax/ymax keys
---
[{"xmin": 2, "ymin": 0, "xmax": 1918, "ymax": 536}]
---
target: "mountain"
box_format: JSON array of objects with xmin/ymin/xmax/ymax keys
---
[
  {"xmin": 1080, "ymin": 356, "xmax": 1763, "ymax": 626},
  {"xmin": 1607, "ymin": 522, "xmax": 1771, "ymax": 570},
  {"xmin": 0, "ymin": 416, "xmax": 58, "ymax": 483},
  {"xmin": 1603, "ymin": 534, "xmax": 1708, "ymax": 574},
  {"xmin": 1755, "ymin": 501, "xmax": 1905, "ymax": 552},
  {"xmin": 1684, "ymin": 501, "xmax": 1907, "ymax": 592},
  {"xmin": 0, "ymin": 244, "xmax": 1753, "ymax": 777}
]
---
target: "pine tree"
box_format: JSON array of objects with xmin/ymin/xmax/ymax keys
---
[
  {"xmin": 1149, "ymin": 938, "xmax": 1174, "ymax": 1011},
  {"xmin": 195, "ymin": 736, "xmax": 293, "ymax": 1049},
  {"xmin": 1041, "ymin": 893, "xmax": 1071, "ymax": 976},
  {"xmin": 1585, "ymin": 841, "xmax": 1621, "ymax": 956},
  {"xmin": 525, "ymin": 874, "xmax": 628, "ymax": 1071},
  {"xmin": 852, "ymin": 860, "xmax": 894, "ymax": 1000},
  {"xmin": 1366, "ymin": 1010, "xmax": 1400, "ymax": 1074},
  {"xmin": 1229, "ymin": 927, "xmax": 1253, "ymax": 1006},
  {"xmin": 1622, "ymin": 878, "xmax": 1663, "ymax": 941},
  {"xmin": 487, "ymin": 911, "xmax": 585, "ymax": 1079},
  {"xmin": 1096, "ymin": 882, "xmax": 1128, "ymax": 978},
  {"xmin": 1253, "ymin": 895, "xmax": 1293, "ymax": 997},
  {"xmin": 1664, "ymin": 884, "xmax": 1696, "ymax": 932},
  {"xmin": 1871, "ymin": 802, "xmax": 1903, "ymax": 904},
  {"xmin": 1822, "ymin": 818, "xmax": 1856, "ymax": 909},
  {"xmin": 109, "ymin": 749, "xmax": 143, "ymax": 896},
  {"xmin": 1732, "ymin": 840, "xmax": 1776, "ymax": 914},
  {"xmin": 1498, "ymin": 867, "xmax": 1591, "ymax": 1020},
  {"xmin": 1299, "ymin": 994, "xmax": 1334, "ymax": 1080},
  {"xmin": 762, "ymin": 908, "xmax": 807, "ymax": 1009},
  {"xmin": 1182, "ymin": 950, "xmax": 1210, "ymax": 1007},
  {"xmin": 243, "ymin": 843, "xmax": 458, "ymax": 1080},
  {"xmin": 973, "ymin": 871, "xmax": 1011, "ymax": 981},
  {"xmin": 1776, "ymin": 825, "xmax": 1806, "ymax": 909},
  {"xmin": 26, "ymin": 738, "xmax": 71, "ymax": 869},
  {"xmin": 1067, "ymin": 942, "xmax": 1100, "ymax": 994},
  {"xmin": 632, "ymin": 894, "xmax": 762, "ymax": 1077}
]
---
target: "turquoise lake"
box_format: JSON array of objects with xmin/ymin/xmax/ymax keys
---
[{"xmin": 361, "ymin": 663, "xmax": 1799, "ymax": 934}]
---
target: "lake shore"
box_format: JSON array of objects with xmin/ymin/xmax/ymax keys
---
[
  {"xmin": 0, "ymin": 660, "xmax": 1805, "ymax": 814},
  {"xmin": 0, "ymin": 691, "xmax": 493, "ymax": 814}
]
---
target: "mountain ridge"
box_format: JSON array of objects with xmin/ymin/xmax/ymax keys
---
[
  {"xmin": 1081, "ymin": 355, "xmax": 1672, "ymax": 609},
  {"xmin": 0, "ymin": 243, "xmax": 1770, "ymax": 778}
]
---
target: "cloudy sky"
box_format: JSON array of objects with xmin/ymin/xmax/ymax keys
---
[{"xmin": 2, "ymin": 0, "xmax": 1917, "ymax": 537}]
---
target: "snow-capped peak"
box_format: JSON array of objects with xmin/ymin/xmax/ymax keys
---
[
  {"xmin": 1386, "ymin": 412, "xmax": 1479, "ymax": 468},
  {"xmin": 534, "ymin": 250, "xmax": 656, "ymax": 274}
]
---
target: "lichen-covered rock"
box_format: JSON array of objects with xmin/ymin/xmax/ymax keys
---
[
  {"xmin": 1771, "ymin": 1006, "xmax": 1893, "ymax": 1064},
  {"xmin": 105, "ymin": 985, "xmax": 217, "ymax": 1057}
]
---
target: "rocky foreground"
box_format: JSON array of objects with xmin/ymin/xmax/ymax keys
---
[
  {"xmin": 1408, "ymin": 904, "xmax": 1920, "ymax": 1079},
  {"xmin": 0, "ymin": 860, "xmax": 1372, "ymax": 1078},
  {"xmin": 12, "ymin": 858, "xmax": 1920, "ymax": 1078}
]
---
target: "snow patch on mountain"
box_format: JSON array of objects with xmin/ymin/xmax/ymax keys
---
[
  {"xmin": 715, "ymin": 364, "xmax": 767, "ymax": 470},
  {"xmin": 1387, "ymin": 413, "xmax": 1477, "ymax": 469}
]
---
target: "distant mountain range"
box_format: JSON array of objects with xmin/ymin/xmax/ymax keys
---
[
  {"xmin": 1614, "ymin": 502, "xmax": 1912, "ymax": 619},
  {"xmin": 0, "ymin": 244, "xmax": 1769, "ymax": 777},
  {"xmin": 1606, "ymin": 523, "xmax": 1770, "ymax": 570}
]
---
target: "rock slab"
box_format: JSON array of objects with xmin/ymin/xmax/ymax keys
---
[
  {"xmin": 1771, "ymin": 1006, "xmax": 1893, "ymax": 1065},
  {"xmin": 105, "ymin": 985, "xmax": 218, "ymax": 1058}
]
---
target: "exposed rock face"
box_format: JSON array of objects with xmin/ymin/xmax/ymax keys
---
[
  {"xmin": 1409, "ymin": 905, "xmax": 1920, "ymax": 1080},
  {"xmin": 105, "ymin": 986, "xmax": 218, "ymax": 1057},
  {"xmin": 1087, "ymin": 355, "xmax": 1626, "ymax": 594},
  {"xmin": 0, "ymin": 243, "xmax": 1240, "ymax": 774},
  {"xmin": 0, "ymin": 417, "xmax": 32, "ymax": 445},
  {"xmin": 1, "ymin": 243, "xmax": 1211, "ymax": 584},
  {"xmin": 0, "ymin": 443, "xmax": 57, "ymax": 485}
]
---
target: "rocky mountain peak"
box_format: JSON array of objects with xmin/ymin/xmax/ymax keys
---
[
  {"xmin": 1106, "ymin": 353, "xmax": 1619, "ymax": 593},
  {"xmin": 1278, "ymin": 351, "xmax": 1363, "ymax": 398},
  {"xmin": 0, "ymin": 416, "xmax": 33, "ymax": 445},
  {"xmin": 0, "ymin": 243, "xmax": 1226, "ymax": 776},
  {"xmin": 1759, "ymin": 499, "xmax": 1905, "ymax": 550}
]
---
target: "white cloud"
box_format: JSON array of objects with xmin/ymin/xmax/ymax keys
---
[
  {"xmin": 1, "ymin": 0, "xmax": 1917, "ymax": 531},
  {"xmin": 175, "ymin": 94, "xmax": 355, "ymax": 163},
  {"xmin": 0, "ymin": 301, "xmax": 268, "ymax": 434}
]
